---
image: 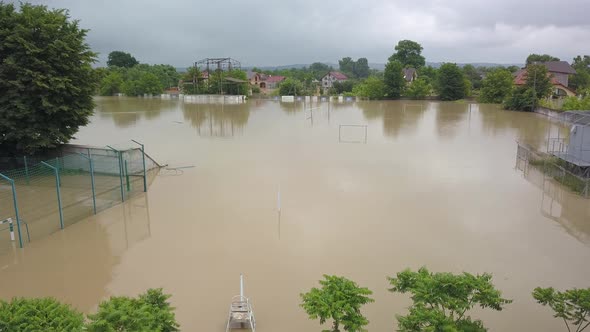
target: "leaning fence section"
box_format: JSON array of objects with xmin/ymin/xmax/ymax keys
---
[{"xmin": 0, "ymin": 142, "xmax": 160, "ymax": 253}]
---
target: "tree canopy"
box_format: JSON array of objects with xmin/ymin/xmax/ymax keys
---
[
  {"xmin": 388, "ymin": 267, "xmax": 512, "ymax": 332},
  {"xmin": 301, "ymin": 275, "xmax": 374, "ymax": 332},
  {"xmin": 338, "ymin": 57, "xmax": 370, "ymax": 78},
  {"xmin": 533, "ymin": 287, "xmax": 590, "ymax": 332},
  {"xmin": 87, "ymin": 288, "xmax": 179, "ymax": 332},
  {"xmin": 278, "ymin": 78, "xmax": 305, "ymax": 96},
  {"xmin": 107, "ymin": 51, "xmax": 139, "ymax": 68},
  {"xmin": 479, "ymin": 68, "xmax": 514, "ymax": 103},
  {"xmin": 353, "ymin": 76, "xmax": 386, "ymax": 99},
  {"xmin": 0, "ymin": 297, "xmax": 85, "ymax": 331},
  {"xmin": 0, "ymin": 3, "xmax": 98, "ymax": 154},
  {"xmin": 389, "ymin": 40, "xmax": 426, "ymax": 68},
  {"xmin": 384, "ymin": 60, "xmax": 406, "ymax": 99},
  {"xmin": 570, "ymin": 55, "xmax": 590, "ymax": 92},
  {"xmin": 526, "ymin": 53, "xmax": 560, "ymax": 65},
  {"xmin": 437, "ymin": 63, "xmax": 467, "ymax": 101},
  {"xmin": 504, "ymin": 64, "xmax": 552, "ymax": 111},
  {"xmin": 405, "ymin": 78, "xmax": 431, "ymax": 99}
]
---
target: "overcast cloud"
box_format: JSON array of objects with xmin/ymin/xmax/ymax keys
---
[{"xmin": 16, "ymin": 0, "xmax": 590, "ymax": 67}]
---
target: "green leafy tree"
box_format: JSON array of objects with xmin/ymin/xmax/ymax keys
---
[
  {"xmin": 506, "ymin": 65, "xmax": 521, "ymax": 73},
  {"xmin": 181, "ymin": 66, "xmax": 202, "ymax": 94},
  {"xmin": 339, "ymin": 57, "xmax": 355, "ymax": 76},
  {"xmin": 107, "ymin": 51, "xmax": 139, "ymax": 68},
  {"xmin": 0, "ymin": 297, "xmax": 84, "ymax": 331},
  {"xmin": 384, "ymin": 60, "xmax": 406, "ymax": 99},
  {"xmin": 524, "ymin": 63, "xmax": 553, "ymax": 98},
  {"xmin": 100, "ymin": 71, "xmax": 124, "ymax": 96},
  {"xmin": 333, "ymin": 80, "xmax": 356, "ymax": 94},
  {"xmin": 437, "ymin": 63, "xmax": 467, "ymax": 101},
  {"xmin": 354, "ymin": 58, "xmax": 370, "ymax": 78},
  {"xmin": 504, "ymin": 87, "xmax": 536, "ymax": 111},
  {"xmin": 533, "ymin": 287, "xmax": 590, "ymax": 332},
  {"xmin": 352, "ymin": 76, "xmax": 386, "ymax": 100},
  {"xmin": 479, "ymin": 68, "xmax": 514, "ymax": 103},
  {"xmin": 0, "ymin": 3, "xmax": 98, "ymax": 154},
  {"xmin": 463, "ymin": 64, "xmax": 483, "ymax": 90},
  {"xmin": 388, "ymin": 267, "xmax": 512, "ymax": 332},
  {"xmin": 405, "ymin": 78, "xmax": 431, "ymax": 99},
  {"xmin": 87, "ymin": 288, "xmax": 179, "ymax": 332},
  {"xmin": 570, "ymin": 55, "xmax": 590, "ymax": 92},
  {"xmin": 300, "ymin": 275, "xmax": 374, "ymax": 332},
  {"xmin": 526, "ymin": 53, "xmax": 560, "ymax": 65},
  {"xmin": 279, "ymin": 78, "xmax": 305, "ymax": 96},
  {"xmin": 390, "ymin": 40, "xmax": 426, "ymax": 68}
]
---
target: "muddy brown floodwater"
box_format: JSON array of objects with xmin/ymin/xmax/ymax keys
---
[{"xmin": 1, "ymin": 97, "xmax": 589, "ymax": 331}]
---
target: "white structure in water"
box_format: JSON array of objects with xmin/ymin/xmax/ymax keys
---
[
  {"xmin": 226, "ymin": 274, "xmax": 256, "ymax": 332},
  {"xmin": 549, "ymin": 111, "xmax": 590, "ymax": 168}
]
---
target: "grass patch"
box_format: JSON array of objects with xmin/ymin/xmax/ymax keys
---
[{"xmin": 528, "ymin": 157, "xmax": 589, "ymax": 195}]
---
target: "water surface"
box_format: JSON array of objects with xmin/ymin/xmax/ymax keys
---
[{"xmin": 1, "ymin": 97, "xmax": 589, "ymax": 331}]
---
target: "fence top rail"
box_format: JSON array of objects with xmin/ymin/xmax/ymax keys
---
[{"xmin": 0, "ymin": 172, "xmax": 14, "ymax": 182}]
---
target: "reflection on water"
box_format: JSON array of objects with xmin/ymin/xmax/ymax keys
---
[
  {"xmin": 360, "ymin": 101, "xmax": 427, "ymax": 138},
  {"xmin": 182, "ymin": 103, "xmax": 250, "ymax": 137},
  {"xmin": 516, "ymin": 156, "xmax": 590, "ymax": 245},
  {"xmin": 96, "ymin": 97, "xmax": 180, "ymax": 128},
  {"xmin": 2, "ymin": 98, "xmax": 590, "ymax": 332},
  {"xmin": 0, "ymin": 193, "xmax": 151, "ymax": 312}
]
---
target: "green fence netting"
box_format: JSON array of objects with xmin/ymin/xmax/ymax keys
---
[{"xmin": 0, "ymin": 143, "xmax": 159, "ymax": 252}]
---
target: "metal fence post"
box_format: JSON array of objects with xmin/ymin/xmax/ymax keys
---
[
  {"xmin": 41, "ymin": 161, "xmax": 64, "ymax": 229},
  {"xmin": 107, "ymin": 146, "xmax": 125, "ymax": 202},
  {"xmin": 131, "ymin": 139, "xmax": 147, "ymax": 192},
  {"xmin": 0, "ymin": 173, "xmax": 23, "ymax": 248},
  {"xmin": 125, "ymin": 159, "xmax": 130, "ymax": 192},
  {"xmin": 78, "ymin": 153, "xmax": 97, "ymax": 214}
]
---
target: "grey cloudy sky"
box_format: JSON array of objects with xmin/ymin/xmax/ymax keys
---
[{"xmin": 20, "ymin": 0, "xmax": 590, "ymax": 67}]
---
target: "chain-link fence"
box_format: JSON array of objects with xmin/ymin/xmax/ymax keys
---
[{"xmin": 0, "ymin": 143, "xmax": 160, "ymax": 254}]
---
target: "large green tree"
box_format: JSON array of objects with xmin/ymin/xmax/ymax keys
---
[
  {"xmin": 526, "ymin": 53, "xmax": 560, "ymax": 65},
  {"xmin": 437, "ymin": 63, "xmax": 467, "ymax": 101},
  {"xmin": 0, "ymin": 297, "xmax": 85, "ymax": 331},
  {"xmin": 301, "ymin": 275, "xmax": 374, "ymax": 332},
  {"xmin": 0, "ymin": 3, "xmax": 98, "ymax": 154},
  {"xmin": 384, "ymin": 60, "xmax": 406, "ymax": 99},
  {"xmin": 533, "ymin": 287, "xmax": 590, "ymax": 332},
  {"xmin": 390, "ymin": 40, "xmax": 426, "ymax": 68},
  {"xmin": 107, "ymin": 51, "xmax": 139, "ymax": 68},
  {"xmin": 388, "ymin": 267, "xmax": 512, "ymax": 332},
  {"xmin": 354, "ymin": 58, "xmax": 370, "ymax": 78},
  {"xmin": 479, "ymin": 68, "xmax": 514, "ymax": 103},
  {"xmin": 504, "ymin": 64, "xmax": 552, "ymax": 112}
]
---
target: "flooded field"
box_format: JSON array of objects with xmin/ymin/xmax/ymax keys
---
[{"xmin": 1, "ymin": 97, "xmax": 589, "ymax": 331}]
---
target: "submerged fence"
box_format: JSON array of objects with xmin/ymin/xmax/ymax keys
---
[{"xmin": 0, "ymin": 142, "xmax": 160, "ymax": 252}]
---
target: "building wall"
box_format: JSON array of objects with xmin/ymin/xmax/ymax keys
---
[
  {"xmin": 568, "ymin": 125, "xmax": 590, "ymax": 163},
  {"xmin": 552, "ymin": 72, "xmax": 569, "ymax": 87}
]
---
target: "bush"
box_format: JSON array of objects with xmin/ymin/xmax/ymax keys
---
[
  {"xmin": 405, "ymin": 78, "xmax": 431, "ymax": 99},
  {"xmin": 352, "ymin": 76, "xmax": 387, "ymax": 100},
  {"xmin": 504, "ymin": 86, "xmax": 536, "ymax": 112},
  {"xmin": 0, "ymin": 297, "xmax": 85, "ymax": 331},
  {"xmin": 562, "ymin": 96, "xmax": 590, "ymax": 111}
]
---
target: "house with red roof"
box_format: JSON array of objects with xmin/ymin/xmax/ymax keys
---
[
  {"xmin": 514, "ymin": 61, "xmax": 577, "ymax": 97},
  {"xmin": 261, "ymin": 75, "xmax": 286, "ymax": 89},
  {"xmin": 321, "ymin": 71, "xmax": 348, "ymax": 89}
]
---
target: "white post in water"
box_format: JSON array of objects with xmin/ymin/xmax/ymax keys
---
[
  {"xmin": 8, "ymin": 218, "xmax": 14, "ymax": 241},
  {"xmin": 240, "ymin": 274, "xmax": 244, "ymax": 298}
]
